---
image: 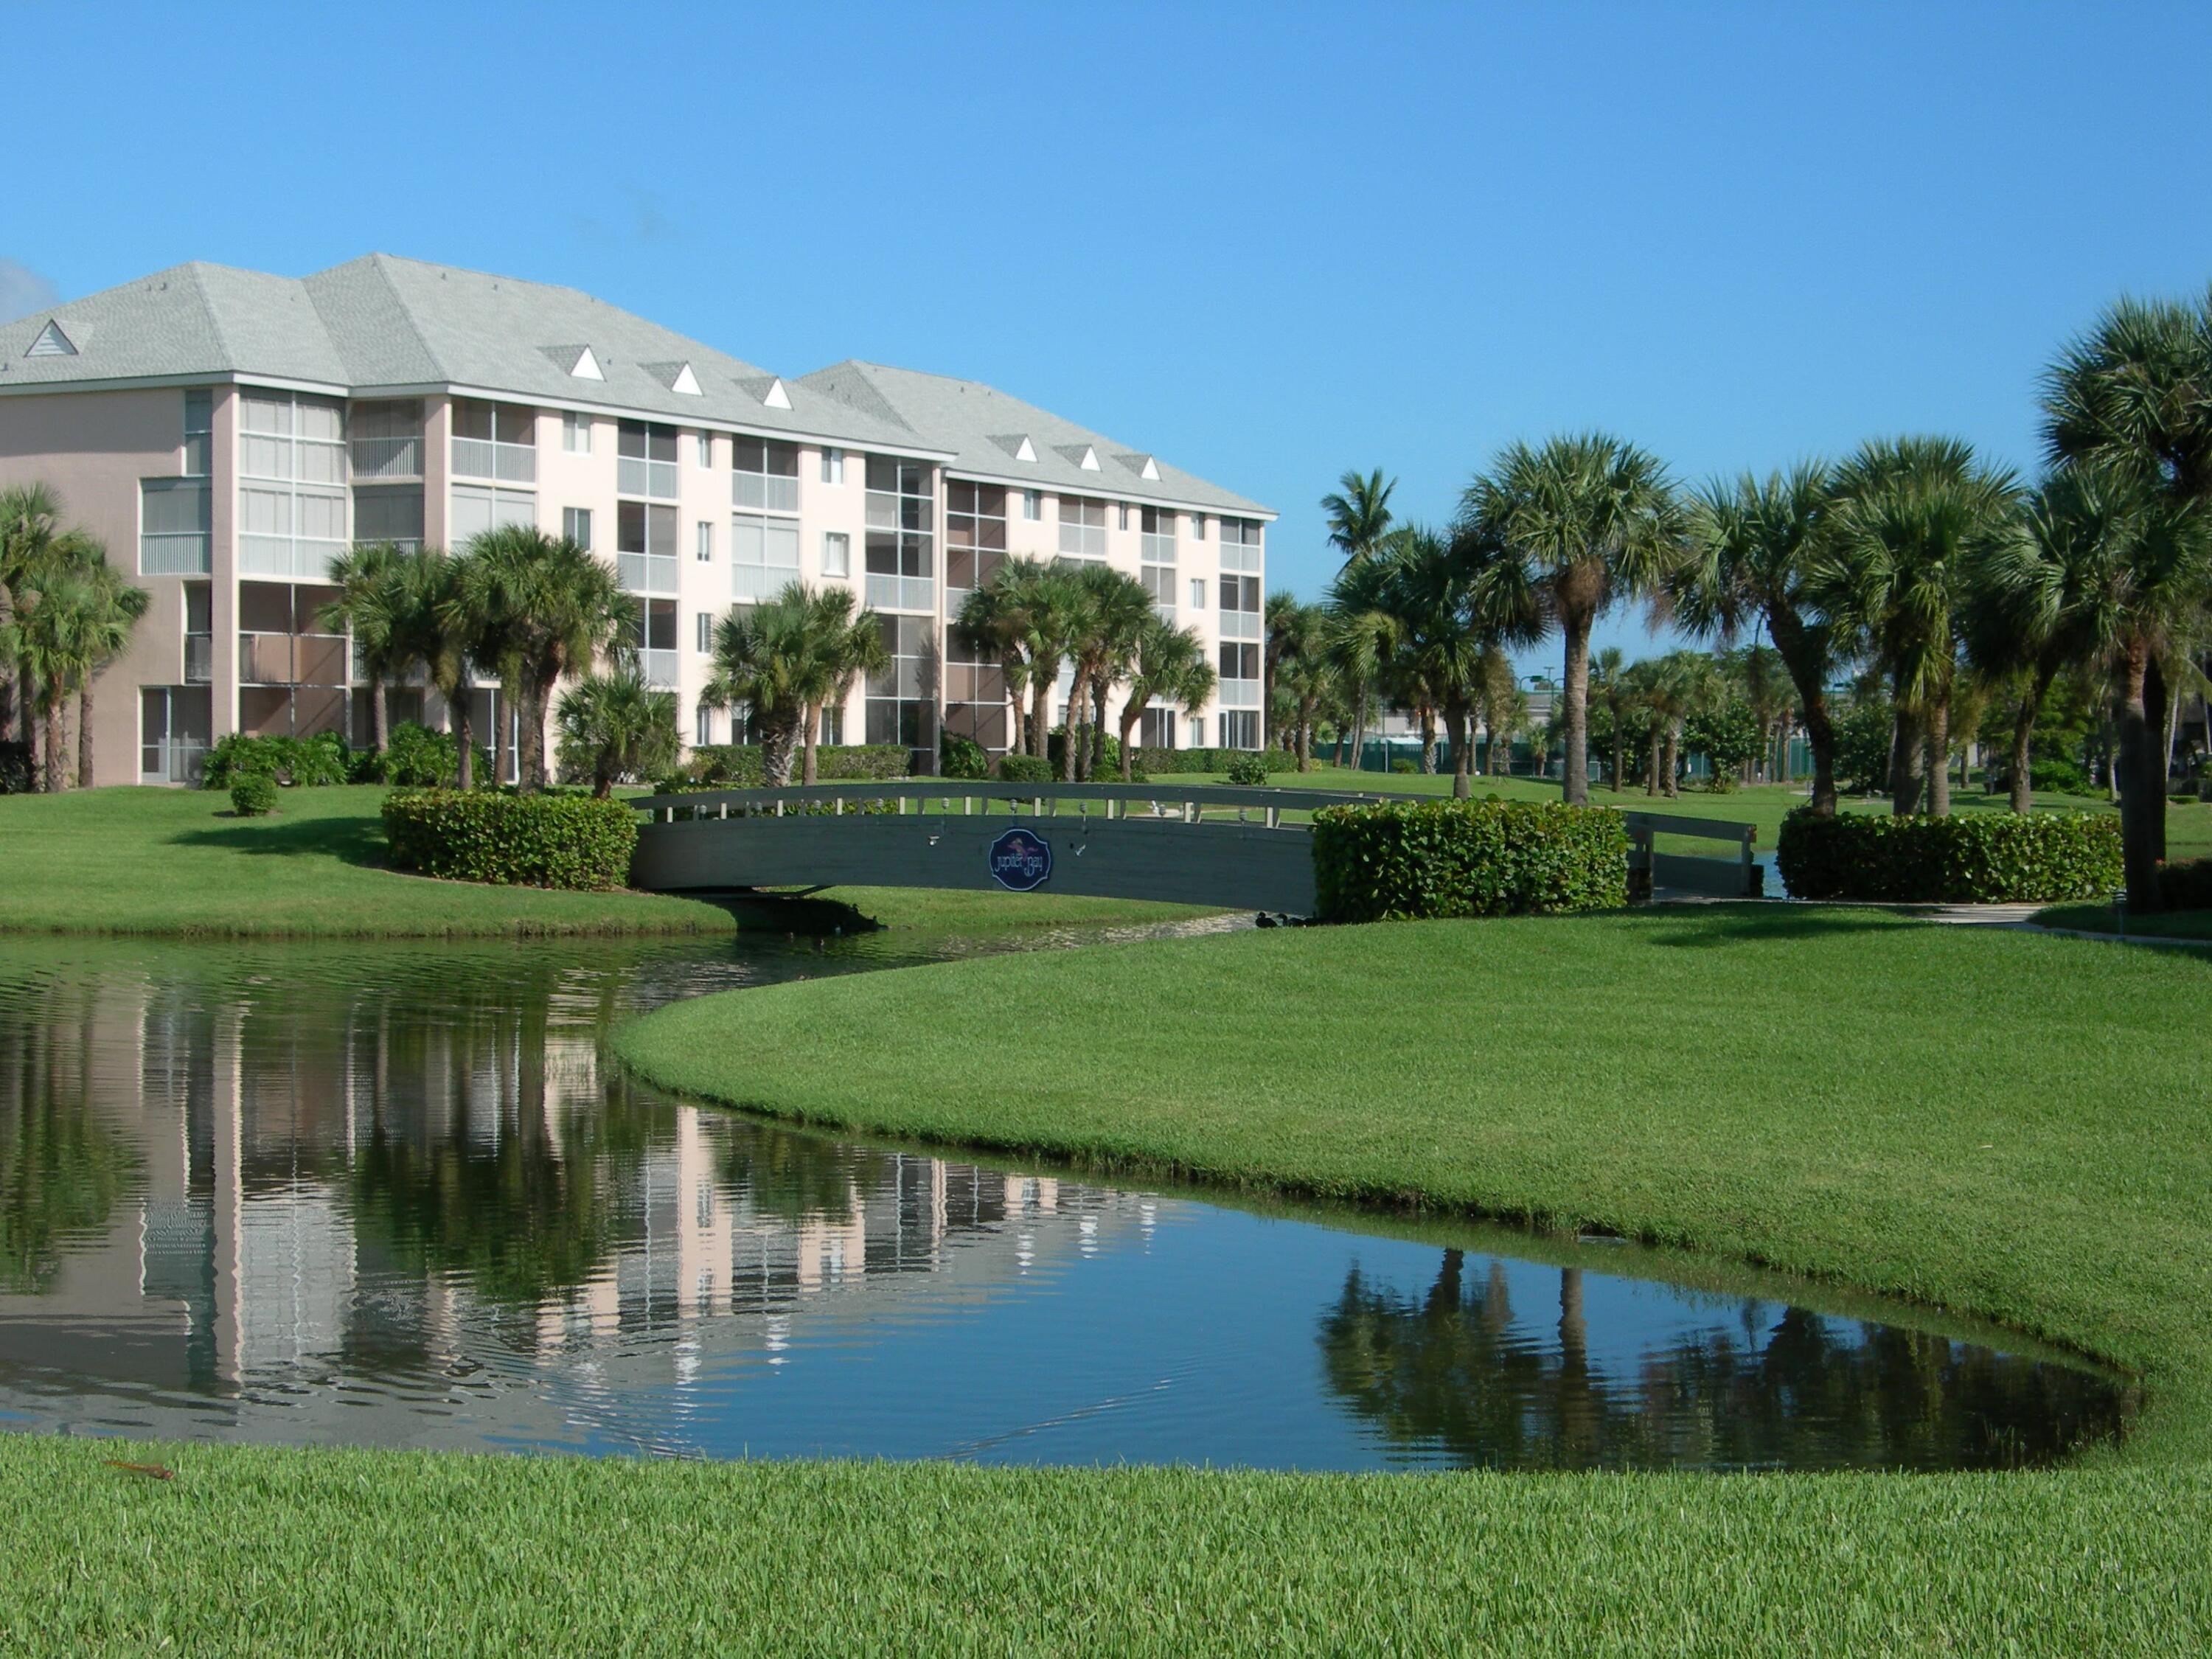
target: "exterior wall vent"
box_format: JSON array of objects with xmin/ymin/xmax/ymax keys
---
[{"xmin": 26, "ymin": 319, "xmax": 77, "ymax": 358}]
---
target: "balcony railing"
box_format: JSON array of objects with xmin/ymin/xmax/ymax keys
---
[
  {"xmin": 733, "ymin": 473, "xmax": 799, "ymax": 513},
  {"xmin": 1220, "ymin": 678, "xmax": 1263, "ymax": 709},
  {"xmin": 1220, "ymin": 610, "xmax": 1262, "ymax": 641},
  {"xmin": 350, "ymin": 435, "xmax": 423, "ymax": 480},
  {"xmin": 637, "ymin": 649, "xmax": 679, "ymax": 689},
  {"xmin": 240, "ymin": 631, "xmax": 348, "ymax": 687},
  {"xmin": 240, "ymin": 537, "xmax": 346, "ymax": 582},
  {"xmin": 140, "ymin": 531, "xmax": 212, "ymax": 576},
  {"xmin": 733, "ymin": 561, "xmax": 801, "ymax": 602},
  {"xmin": 184, "ymin": 634, "xmax": 212, "ymax": 684},
  {"xmin": 618, "ymin": 552, "xmax": 680, "ymax": 595},
  {"xmin": 452, "ymin": 437, "xmax": 537, "ymax": 484},
  {"xmin": 866, "ymin": 573, "xmax": 934, "ymax": 613},
  {"xmin": 619, "ymin": 456, "xmax": 678, "ymax": 499}
]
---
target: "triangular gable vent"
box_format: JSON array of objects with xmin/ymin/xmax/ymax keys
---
[
  {"xmin": 762, "ymin": 375, "xmax": 791, "ymax": 409},
  {"xmin": 1056, "ymin": 443, "xmax": 1102, "ymax": 472},
  {"xmin": 26, "ymin": 319, "xmax": 77, "ymax": 359},
  {"xmin": 540, "ymin": 344, "xmax": 605, "ymax": 380},
  {"xmin": 1116, "ymin": 452, "xmax": 1162, "ymax": 481},
  {"xmin": 672, "ymin": 363, "xmax": 703, "ymax": 396}
]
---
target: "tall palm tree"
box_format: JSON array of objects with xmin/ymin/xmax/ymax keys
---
[
  {"xmin": 1269, "ymin": 599, "xmax": 1335, "ymax": 771},
  {"xmin": 72, "ymin": 558, "xmax": 149, "ymax": 789},
  {"xmin": 400, "ymin": 548, "xmax": 481, "ymax": 789},
  {"xmin": 1115, "ymin": 618, "xmax": 1216, "ymax": 779},
  {"xmin": 1262, "ymin": 589, "xmax": 1306, "ymax": 751},
  {"xmin": 1818, "ymin": 437, "xmax": 2020, "ymax": 817},
  {"xmin": 2041, "ymin": 288, "xmax": 2212, "ymax": 875},
  {"xmin": 956, "ymin": 557, "xmax": 1082, "ymax": 761},
  {"xmin": 555, "ymin": 667, "xmax": 680, "ymax": 797},
  {"xmin": 1676, "ymin": 464, "xmax": 1842, "ymax": 811},
  {"xmin": 1457, "ymin": 434, "xmax": 1686, "ymax": 806},
  {"xmin": 2, "ymin": 568, "xmax": 94, "ymax": 792},
  {"xmin": 317, "ymin": 541, "xmax": 413, "ymax": 755},
  {"xmin": 700, "ymin": 582, "xmax": 868, "ymax": 786},
  {"xmin": 453, "ymin": 526, "xmax": 636, "ymax": 792},
  {"xmin": 1065, "ymin": 563, "xmax": 1155, "ymax": 780},
  {"xmin": 0, "ymin": 483, "xmax": 100, "ymax": 782},
  {"xmin": 1324, "ymin": 555, "xmax": 1405, "ymax": 774},
  {"xmin": 1586, "ymin": 645, "xmax": 1632, "ymax": 790},
  {"xmin": 797, "ymin": 585, "xmax": 887, "ymax": 785},
  {"xmin": 1321, "ymin": 467, "xmax": 1397, "ymax": 567}
]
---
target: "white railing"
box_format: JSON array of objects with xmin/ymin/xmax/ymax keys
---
[
  {"xmin": 453, "ymin": 437, "xmax": 537, "ymax": 484},
  {"xmin": 619, "ymin": 552, "xmax": 680, "ymax": 595},
  {"xmin": 139, "ymin": 532, "xmax": 211, "ymax": 576},
  {"xmin": 866, "ymin": 573, "xmax": 934, "ymax": 612},
  {"xmin": 733, "ymin": 562, "xmax": 799, "ymax": 602},
  {"xmin": 240, "ymin": 538, "xmax": 345, "ymax": 581},
  {"xmin": 619, "ymin": 456, "xmax": 678, "ymax": 499},
  {"xmin": 733, "ymin": 473, "xmax": 799, "ymax": 513},
  {"xmin": 1220, "ymin": 610, "xmax": 1261, "ymax": 640},
  {"xmin": 184, "ymin": 635, "xmax": 212, "ymax": 684},
  {"xmin": 350, "ymin": 435, "xmax": 422, "ymax": 479},
  {"xmin": 638, "ymin": 649, "xmax": 679, "ymax": 689},
  {"xmin": 1221, "ymin": 678, "xmax": 1262, "ymax": 709}
]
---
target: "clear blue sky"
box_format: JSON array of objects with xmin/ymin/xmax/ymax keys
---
[{"xmin": 7, "ymin": 1, "xmax": 2211, "ymax": 667}]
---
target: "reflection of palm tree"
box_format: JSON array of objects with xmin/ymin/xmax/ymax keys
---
[
  {"xmin": 0, "ymin": 1015, "xmax": 135, "ymax": 1293},
  {"xmin": 717, "ymin": 1127, "xmax": 880, "ymax": 1226}
]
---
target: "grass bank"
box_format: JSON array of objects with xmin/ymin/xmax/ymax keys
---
[{"xmin": 0, "ymin": 786, "xmax": 1213, "ymax": 939}]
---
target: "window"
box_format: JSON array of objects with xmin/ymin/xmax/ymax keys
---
[
  {"xmin": 355, "ymin": 486, "xmax": 425, "ymax": 549},
  {"xmin": 820, "ymin": 703, "xmax": 844, "ymax": 745},
  {"xmin": 697, "ymin": 521, "xmax": 713, "ymax": 562},
  {"xmin": 1138, "ymin": 707, "xmax": 1178, "ymax": 749},
  {"xmin": 1220, "ymin": 641, "xmax": 1262, "ymax": 682},
  {"xmin": 563, "ymin": 411, "xmax": 593, "ymax": 454},
  {"xmin": 732, "ymin": 437, "xmax": 800, "ymax": 512},
  {"xmin": 865, "ymin": 456, "xmax": 934, "ymax": 611},
  {"xmin": 1117, "ymin": 503, "xmax": 1130, "ymax": 532},
  {"xmin": 451, "ymin": 484, "xmax": 536, "ymax": 542},
  {"xmin": 618, "ymin": 420, "xmax": 679, "ymax": 498},
  {"xmin": 866, "ymin": 613, "xmax": 933, "ymax": 751},
  {"xmin": 946, "ymin": 481, "xmax": 1006, "ymax": 594},
  {"xmin": 821, "ymin": 530, "xmax": 851, "ymax": 578},
  {"xmin": 451, "ymin": 400, "xmax": 537, "ymax": 482},
  {"xmin": 821, "ymin": 447, "xmax": 844, "ymax": 485},
  {"xmin": 351, "ymin": 398, "xmax": 422, "ymax": 480},
  {"xmin": 1141, "ymin": 506, "xmax": 1177, "ymax": 609},
  {"xmin": 183, "ymin": 390, "xmax": 212, "ymax": 476},
  {"xmin": 140, "ymin": 478, "xmax": 212, "ymax": 574},
  {"xmin": 696, "ymin": 431, "xmax": 713, "ymax": 467},
  {"xmin": 240, "ymin": 392, "xmax": 348, "ymax": 579},
  {"xmin": 1218, "ymin": 710, "xmax": 1261, "ymax": 750},
  {"xmin": 617, "ymin": 500, "xmax": 678, "ymax": 594},
  {"xmin": 695, "ymin": 703, "xmax": 713, "ymax": 745},
  {"xmin": 1057, "ymin": 495, "xmax": 1107, "ymax": 561},
  {"xmin": 1023, "ymin": 490, "xmax": 1041, "ymax": 521},
  {"xmin": 1190, "ymin": 577, "xmax": 1207, "ymax": 611},
  {"xmin": 625, "ymin": 597, "xmax": 678, "ymax": 688},
  {"xmin": 1190, "ymin": 513, "xmax": 1206, "ymax": 539},
  {"xmin": 733, "ymin": 512, "xmax": 801, "ymax": 599},
  {"xmin": 564, "ymin": 507, "xmax": 593, "ymax": 550},
  {"xmin": 696, "ymin": 611, "xmax": 714, "ymax": 653}
]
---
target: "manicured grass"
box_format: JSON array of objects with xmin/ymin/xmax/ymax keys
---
[
  {"xmin": 2033, "ymin": 901, "xmax": 2212, "ymax": 942},
  {"xmin": 0, "ymin": 786, "xmax": 1214, "ymax": 940}
]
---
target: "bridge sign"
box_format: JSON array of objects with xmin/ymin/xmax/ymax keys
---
[{"xmin": 987, "ymin": 827, "xmax": 1054, "ymax": 891}]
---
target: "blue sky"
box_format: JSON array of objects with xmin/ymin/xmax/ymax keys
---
[{"xmin": 7, "ymin": 1, "xmax": 2211, "ymax": 666}]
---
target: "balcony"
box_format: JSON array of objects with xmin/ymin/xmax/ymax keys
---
[
  {"xmin": 1220, "ymin": 678, "xmax": 1262, "ymax": 709},
  {"xmin": 240, "ymin": 631, "xmax": 348, "ymax": 687},
  {"xmin": 141, "ymin": 738, "xmax": 207, "ymax": 785},
  {"xmin": 734, "ymin": 562, "xmax": 801, "ymax": 603},
  {"xmin": 1220, "ymin": 610, "xmax": 1261, "ymax": 641},
  {"xmin": 618, "ymin": 552, "xmax": 680, "ymax": 596},
  {"xmin": 866, "ymin": 573, "xmax": 934, "ymax": 613},
  {"xmin": 637, "ymin": 649, "xmax": 679, "ymax": 689},
  {"xmin": 452, "ymin": 437, "xmax": 537, "ymax": 484},
  {"xmin": 619, "ymin": 456, "xmax": 678, "ymax": 499},
  {"xmin": 184, "ymin": 634, "xmax": 212, "ymax": 684},
  {"xmin": 733, "ymin": 473, "xmax": 799, "ymax": 513},
  {"xmin": 240, "ymin": 537, "xmax": 346, "ymax": 582},
  {"xmin": 350, "ymin": 435, "xmax": 423, "ymax": 480}
]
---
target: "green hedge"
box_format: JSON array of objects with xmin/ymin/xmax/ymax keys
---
[
  {"xmin": 1775, "ymin": 809, "xmax": 2123, "ymax": 902},
  {"xmin": 1312, "ymin": 799, "xmax": 1630, "ymax": 922},
  {"xmin": 229, "ymin": 774, "xmax": 278, "ymax": 817},
  {"xmin": 203, "ymin": 731, "xmax": 352, "ymax": 789},
  {"xmin": 1137, "ymin": 746, "xmax": 1304, "ymax": 776},
  {"xmin": 673, "ymin": 744, "xmax": 908, "ymax": 787},
  {"xmin": 380, "ymin": 790, "xmax": 639, "ymax": 890},
  {"xmin": 995, "ymin": 753, "xmax": 1054, "ymax": 783}
]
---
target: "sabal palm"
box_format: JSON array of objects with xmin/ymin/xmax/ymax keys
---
[
  {"xmin": 1268, "ymin": 599, "xmax": 1335, "ymax": 771},
  {"xmin": 956, "ymin": 557, "xmax": 1082, "ymax": 760},
  {"xmin": 71, "ymin": 557, "xmax": 149, "ymax": 789},
  {"xmin": 0, "ymin": 482, "xmax": 98, "ymax": 777},
  {"xmin": 1066, "ymin": 563, "xmax": 1155, "ymax": 780},
  {"xmin": 454, "ymin": 526, "xmax": 636, "ymax": 791},
  {"xmin": 4, "ymin": 568, "xmax": 98, "ymax": 791},
  {"xmin": 1818, "ymin": 437, "xmax": 2019, "ymax": 816},
  {"xmin": 1321, "ymin": 467, "xmax": 1397, "ymax": 566},
  {"xmin": 317, "ymin": 541, "xmax": 414, "ymax": 754},
  {"xmin": 403, "ymin": 549, "xmax": 483, "ymax": 788},
  {"xmin": 1677, "ymin": 462, "xmax": 1841, "ymax": 811},
  {"xmin": 555, "ymin": 667, "xmax": 680, "ymax": 797},
  {"xmin": 1116, "ymin": 618, "xmax": 1216, "ymax": 779},
  {"xmin": 701, "ymin": 582, "xmax": 873, "ymax": 785},
  {"xmin": 1458, "ymin": 433, "xmax": 1686, "ymax": 804},
  {"xmin": 796, "ymin": 585, "xmax": 887, "ymax": 785},
  {"xmin": 1324, "ymin": 551, "xmax": 1408, "ymax": 773},
  {"xmin": 1586, "ymin": 645, "xmax": 1630, "ymax": 789}
]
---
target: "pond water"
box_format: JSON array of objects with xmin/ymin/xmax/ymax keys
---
[{"xmin": 0, "ymin": 923, "xmax": 2133, "ymax": 1471}]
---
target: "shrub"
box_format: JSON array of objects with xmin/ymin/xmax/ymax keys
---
[
  {"xmin": 373, "ymin": 720, "xmax": 467, "ymax": 787},
  {"xmin": 1046, "ymin": 726, "xmax": 1122, "ymax": 779},
  {"xmin": 380, "ymin": 790, "xmax": 639, "ymax": 890},
  {"xmin": 1774, "ymin": 809, "xmax": 2122, "ymax": 902},
  {"xmin": 1391, "ymin": 758, "xmax": 1419, "ymax": 775},
  {"xmin": 665, "ymin": 744, "xmax": 908, "ymax": 788},
  {"xmin": 0, "ymin": 741, "xmax": 29, "ymax": 795},
  {"xmin": 203, "ymin": 731, "xmax": 352, "ymax": 790},
  {"xmin": 1987, "ymin": 757, "xmax": 2098, "ymax": 799},
  {"xmin": 1131, "ymin": 746, "xmax": 1304, "ymax": 777},
  {"xmin": 1225, "ymin": 751, "xmax": 1270, "ymax": 787},
  {"xmin": 2157, "ymin": 858, "xmax": 2212, "ymax": 910},
  {"xmin": 1312, "ymin": 799, "xmax": 1630, "ymax": 922},
  {"xmin": 940, "ymin": 731, "xmax": 990, "ymax": 781},
  {"xmin": 229, "ymin": 773, "xmax": 279, "ymax": 817},
  {"xmin": 995, "ymin": 753, "xmax": 1054, "ymax": 784}
]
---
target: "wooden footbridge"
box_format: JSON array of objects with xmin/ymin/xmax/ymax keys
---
[{"xmin": 629, "ymin": 782, "xmax": 1765, "ymax": 917}]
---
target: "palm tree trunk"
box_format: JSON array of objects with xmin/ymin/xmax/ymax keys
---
[
  {"xmin": 517, "ymin": 680, "xmax": 549, "ymax": 792},
  {"xmin": 1029, "ymin": 675, "xmax": 1052, "ymax": 761},
  {"xmin": 1060, "ymin": 667, "xmax": 1086, "ymax": 782},
  {"xmin": 371, "ymin": 672, "xmax": 390, "ymax": 754},
  {"xmin": 1610, "ymin": 719, "xmax": 1625, "ymax": 795},
  {"xmin": 1927, "ymin": 699, "xmax": 1951, "ymax": 819},
  {"xmin": 1661, "ymin": 726, "xmax": 1681, "ymax": 798},
  {"xmin": 1348, "ymin": 678, "xmax": 1369, "ymax": 773},
  {"xmin": 41, "ymin": 699, "xmax": 65, "ymax": 793},
  {"xmin": 1419, "ymin": 706, "xmax": 1436, "ymax": 774},
  {"xmin": 762, "ymin": 716, "xmax": 798, "ymax": 787},
  {"xmin": 802, "ymin": 700, "xmax": 821, "ymax": 785},
  {"xmin": 2144, "ymin": 657, "xmax": 2170, "ymax": 863},
  {"xmin": 1447, "ymin": 700, "xmax": 1472, "ymax": 799},
  {"xmin": 1559, "ymin": 619, "xmax": 1593, "ymax": 807},
  {"xmin": 1118, "ymin": 701, "xmax": 1143, "ymax": 782},
  {"xmin": 76, "ymin": 681, "xmax": 94, "ymax": 790},
  {"xmin": 1645, "ymin": 729, "xmax": 1661, "ymax": 796},
  {"xmin": 451, "ymin": 677, "xmax": 476, "ymax": 791},
  {"xmin": 2007, "ymin": 676, "xmax": 2043, "ymax": 815},
  {"xmin": 2117, "ymin": 642, "xmax": 2163, "ymax": 912},
  {"xmin": 1890, "ymin": 707, "xmax": 1925, "ymax": 815},
  {"xmin": 1091, "ymin": 678, "xmax": 1109, "ymax": 779}
]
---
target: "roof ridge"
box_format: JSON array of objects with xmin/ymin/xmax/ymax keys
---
[
  {"xmin": 308, "ymin": 256, "xmax": 440, "ymax": 384},
  {"xmin": 178, "ymin": 263, "xmax": 234, "ymax": 368}
]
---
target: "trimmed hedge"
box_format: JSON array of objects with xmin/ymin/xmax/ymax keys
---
[
  {"xmin": 995, "ymin": 753, "xmax": 1054, "ymax": 783},
  {"xmin": 1775, "ymin": 809, "xmax": 2123, "ymax": 902},
  {"xmin": 229, "ymin": 774, "xmax": 278, "ymax": 817},
  {"xmin": 675, "ymin": 744, "xmax": 909, "ymax": 787},
  {"xmin": 380, "ymin": 789, "xmax": 640, "ymax": 890},
  {"xmin": 2157, "ymin": 858, "xmax": 2212, "ymax": 910},
  {"xmin": 1312, "ymin": 799, "xmax": 1630, "ymax": 922},
  {"xmin": 202, "ymin": 731, "xmax": 355, "ymax": 790},
  {"xmin": 1137, "ymin": 746, "xmax": 1304, "ymax": 776}
]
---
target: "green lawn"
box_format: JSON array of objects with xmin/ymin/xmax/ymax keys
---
[
  {"xmin": 0, "ymin": 786, "xmax": 1214, "ymax": 940},
  {"xmin": 2032, "ymin": 901, "xmax": 2212, "ymax": 942}
]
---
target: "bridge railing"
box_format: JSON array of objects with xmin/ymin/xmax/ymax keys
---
[
  {"xmin": 1621, "ymin": 810, "xmax": 1761, "ymax": 900},
  {"xmin": 630, "ymin": 779, "xmax": 1396, "ymax": 830}
]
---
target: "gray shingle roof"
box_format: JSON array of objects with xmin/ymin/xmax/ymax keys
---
[{"xmin": 797, "ymin": 360, "xmax": 1270, "ymax": 518}]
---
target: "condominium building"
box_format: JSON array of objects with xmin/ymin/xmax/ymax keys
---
[{"xmin": 0, "ymin": 256, "xmax": 1271, "ymax": 785}]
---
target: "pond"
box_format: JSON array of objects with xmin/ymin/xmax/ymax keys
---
[{"xmin": 0, "ymin": 924, "xmax": 2134, "ymax": 1472}]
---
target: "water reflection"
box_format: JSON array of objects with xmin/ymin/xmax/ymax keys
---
[{"xmin": 0, "ymin": 935, "xmax": 2135, "ymax": 1470}]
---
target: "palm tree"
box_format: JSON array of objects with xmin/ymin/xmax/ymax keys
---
[
  {"xmin": 1676, "ymin": 464, "xmax": 1842, "ymax": 811},
  {"xmin": 1065, "ymin": 563, "xmax": 1155, "ymax": 780},
  {"xmin": 1458, "ymin": 434, "xmax": 1686, "ymax": 806},
  {"xmin": 1321, "ymin": 467, "xmax": 1397, "ymax": 567},
  {"xmin": 1270, "ymin": 600, "xmax": 1336, "ymax": 771},
  {"xmin": 1324, "ymin": 558, "xmax": 1404, "ymax": 774},
  {"xmin": 453, "ymin": 526, "xmax": 636, "ymax": 792},
  {"xmin": 700, "ymin": 582, "xmax": 871, "ymax": 786},
  {"xmin": 1115, "ymin": 618, "xmax": 1216, "ymax": 779},
  {"xmin": 2041, "ymin": 289, "xmax": 2212, "ymax": 879},
  {"xmin": 0, "ymin": 483, "xmax": 102, "ymax": 783},
  {"xmin": 955, "ymin": 557, "xmax": 1082, "ymax": 761},
  {"xmin": 399, "ymin": 549, "xmax": 480, "ymax": 789},
  {"xmin": 1586, "ymin": 646, "xmax": 1632, "ymax": 790},
  {"xmin": 2, "ymin": 569, "xmax": 93, "ymax": 792},
  {"xmin": 797, "ymin": 585, "xmax": 887, "ymax": 785},
  {"xmin": 555, "ymin": 667, "xmax": 680, "ymax": 797},
  {"xmin": 72, "ymin": 558, "xmax": 149, "ymax": 788},
  {"xmin": 1818, "ymin": 438, "xmax": 2020, "ymax": 817},
  {"xmin": 317, "ymin": 542, "xmax": 413, "ymax": 755}
]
